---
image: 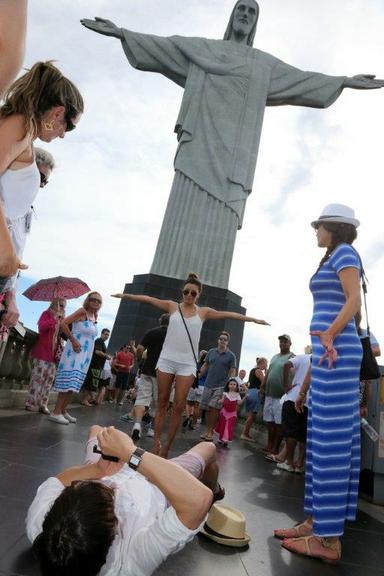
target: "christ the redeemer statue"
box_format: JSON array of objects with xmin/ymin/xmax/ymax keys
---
[{"xmin": 82, "ymin": 1, "xmax": 383, "ymax": 289}]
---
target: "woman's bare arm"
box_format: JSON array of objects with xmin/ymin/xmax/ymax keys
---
[
  {"xmin": 112, "ymin": 293, "xmax": 174, "ymax": 313},
  {"xmin": 200, "ymin": 307, "xmax": 269, "ymax": 325},
  {"xmin": 0, "ymin": 0, "xmax": 28, "ymax": 97}
]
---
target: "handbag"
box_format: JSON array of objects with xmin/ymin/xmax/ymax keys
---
[
  {"xmin": 354, "ymin": 250, "xmax": 380, "ymax": 381},
  {"xmin": 178, "ymin": 304, "xmax": 200, "ymax": 388}
]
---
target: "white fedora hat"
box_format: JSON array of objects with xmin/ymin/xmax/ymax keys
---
[
  {"xmin": 311, "ymin": 203, "xmax": 360, "ymax": 228},
  {"xmin": 200, "ymin": 504, "xmax": 251, "ymax": 548}
]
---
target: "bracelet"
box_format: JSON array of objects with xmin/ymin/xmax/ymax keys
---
[{"xmin": 299, "ymin": 391, "xmax": 307, "ymax": 398}]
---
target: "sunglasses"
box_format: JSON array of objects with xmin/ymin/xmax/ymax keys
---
[
  {"xmin": 182, "ymin": 289, "xmax": 198, "ymax": 297},
  {"xmin": 89, "ymin": 297, "xmax": 102, "ymax": 304},
  {"xmin": 218, "ymin": 337, "xmax": 228, "ymax": 342},
  {"xmin": 65, "ymin": 105, "xmax": 77, "ymax": 132},
  {"xmin": 39, "ymin": 172, "xmax": 48, "ymax": 187}
]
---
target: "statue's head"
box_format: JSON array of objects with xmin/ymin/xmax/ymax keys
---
[{"xmin": 224, "ymin": 0, "xmax": 259, "ymax": 46}]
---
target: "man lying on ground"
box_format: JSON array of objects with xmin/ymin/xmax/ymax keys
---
[{"xmin": 26, "ymin": 425, "xmax": 224, "ymax": 576}]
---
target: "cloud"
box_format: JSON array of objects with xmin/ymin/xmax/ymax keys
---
[{"xmin": 14, "ymin": 0, "xmax": 384, "ymax": 371}]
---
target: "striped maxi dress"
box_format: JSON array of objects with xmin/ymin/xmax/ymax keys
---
[{"xmin": 305, "ymin": 243, "xmax": 362, "ymax": 537}]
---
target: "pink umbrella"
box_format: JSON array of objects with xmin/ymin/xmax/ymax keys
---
[{"xmin": 22, "ymin": 276, "xmax": 91, "ymax": 301}]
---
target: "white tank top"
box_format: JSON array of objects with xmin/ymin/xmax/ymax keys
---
[
  {"xmin": 159, "ymin": 306, "xmax": 203, "ymax": 364},
  {"xmin": 0, "ymin": 161, "xmax": 40, "ymax": 288}
]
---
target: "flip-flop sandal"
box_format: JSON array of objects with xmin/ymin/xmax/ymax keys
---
[
  {"xmin": 265, "ymin": 454, "xmax": 281, "ymax": 463},
  {"xmin": 200, "ymin": 434, "xmax": 213, "ymax": 441}
]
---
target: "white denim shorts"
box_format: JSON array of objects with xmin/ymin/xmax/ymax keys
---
[{"xmin": 156, "ymin": 358, "xmax": 196, "ymax": 377}]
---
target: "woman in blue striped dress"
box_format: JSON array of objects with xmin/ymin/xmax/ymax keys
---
[{"xmin": 275, "ymin": 204, "xmax": 362, "ymax": 563}]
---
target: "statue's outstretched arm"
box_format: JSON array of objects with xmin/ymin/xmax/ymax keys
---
[
  {"xmin": 80, "ymin": 17, "xmax": 123, "ymax": 40},
  {"xmin": 344, "ymin": 74, "xmax": 384, "ymax": 89}
]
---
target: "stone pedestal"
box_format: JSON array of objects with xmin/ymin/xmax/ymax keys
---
[{"xmin": 109, "ymin": 273, "xmax": 246, "ymax": 362}]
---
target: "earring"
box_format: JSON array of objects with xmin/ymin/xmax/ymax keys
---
[{"xmin": 43, "ymin": 121, "xmax": 54, "ymax": 131}]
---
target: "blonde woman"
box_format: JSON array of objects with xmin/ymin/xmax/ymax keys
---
[
  {"xmin": 49, "ymin": 292, "xmax": 102, "ymax": 425},
  {"xmin": 0, "ymin": 61, "xmax": 83, "ymax": 320},
  {"xmin": 25, "ymin": 298, "xmax": 66, "ymax": 414}
]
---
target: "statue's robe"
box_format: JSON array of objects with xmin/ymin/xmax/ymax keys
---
[{"xmin": 121, "ymin": 31, "xmax": 345, "ymax": 287}]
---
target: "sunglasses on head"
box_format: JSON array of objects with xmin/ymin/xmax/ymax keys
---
[
  {"xmin": 182, "ymin": 289, "xmax": 198, "ymax": 297},
  {"xmin": 89, "ymin": 297, "xmax": 102, "ymax": 304},
  {"xmin": 39, "ymin": 172, "xmax": 48, "ymax": 187}
]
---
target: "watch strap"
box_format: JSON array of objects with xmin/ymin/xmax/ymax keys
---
[{"xmin": 128, "ymin": 447, "xmax": 146, "ymax": 471}]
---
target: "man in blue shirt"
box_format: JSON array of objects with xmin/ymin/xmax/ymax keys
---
[{"xmin": 200, "ymin": 331, "xmax": 237, "ymax": 441}]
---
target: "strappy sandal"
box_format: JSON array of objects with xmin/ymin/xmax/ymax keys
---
[
  {"xmin": 282, "ymin": 535, "xmax": 341, "ymax": 564},
  {"xmin": 274, "ymin": 519, "xmax": 312, "ymax": 540}
]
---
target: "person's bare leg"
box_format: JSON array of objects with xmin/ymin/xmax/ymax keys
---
[
  {"xmin": 160, "ymin": 375, "xmax": 194, "ymax": 458},
  {"xmin": 52, "ymin": 392, "xmax": 67, "ymax": 415},
  {"xmin": 285, "ymin": 437, "xmax": 297, "ymax": 466},
  {"xmin": 243, "ymin": 412, "xmax": 254, "ymax": 437},
  {"xmin": 191, "ymin": 402, "xmax": 200, "ymax": 426},
  {"xmin": 62, "ymin": 391, "xmax": 73, "ymax": 413},
  {"xmin": 205, "ymin": 407, "xmax": 220, "ymax": 439},
  {"xmin": 153, "ymin": 371, "xmax": 174, "ymax": 455},
  {"xmin": 273, "ymin": 424, "xmax": 283, "ymax": 454},
  {"xmin": 133, "ymin": 404, "xmax": 146, "ymax": 421},
  {"xmin": 295, "ymin": 442, "xmax": 306, "ymax": 468},
  {"xmin": 96, "ymin": 386, "xmax": 105, "ymax": 405},
  {"xmin": 266, "ymin": 422, "xmax": 276, "ymax": 452}
]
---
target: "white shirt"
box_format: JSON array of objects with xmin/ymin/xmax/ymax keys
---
[
  {"xmin": 26, "ymin": 465, "xmax": 200, "ymax": 576},
  {"xmin": 159, "ymin": 306, "xmax": 202, "ymax": 365},
  {"xmin": 282, "ymin": 354, "xmax": 311, "ymax": 403}
]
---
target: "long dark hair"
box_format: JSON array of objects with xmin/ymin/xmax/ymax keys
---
[
  {"xmin": 33, "ymin": 481, "xmax": 117, "ymax": 576},
  {"xmin": 223, "ymin": 0, "xmax": 259, "ymax": 46},
  {"xmin": 316, "ymin": 222, "xmax": 357, "ymax": 272},
  {"xmin": 224, "ymin": 377, "xmax": 239, "ymax": 393}
]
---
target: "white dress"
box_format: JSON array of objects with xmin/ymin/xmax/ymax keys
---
[{"xmin": 54, "ymin": 319, "xmax": 98, "ymax": 393}]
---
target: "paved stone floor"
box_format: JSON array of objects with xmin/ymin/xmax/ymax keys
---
[{"xmin": 0, "ymin": 404, "xmax": 383, "ymax": 576}]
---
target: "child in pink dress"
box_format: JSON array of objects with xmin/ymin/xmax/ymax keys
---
[{"xmin": 215, "ymin": 378, "xmax": 246, "ymax": 447}]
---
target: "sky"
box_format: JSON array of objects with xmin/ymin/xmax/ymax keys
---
[{"xmin": 14, "ymin": 0, "xmax": 384, "ymax": 374}]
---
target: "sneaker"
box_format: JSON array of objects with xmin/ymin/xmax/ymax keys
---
[
  {"xmin": 120, "ymin": 414, "xmax": 133, "ymax": 422},
  {"xmin": 131, "ymin": 424, "xmax": 141, "ymax": 441},
  {"xmin": 63, "ymin": 412, "xmax": 77, "ymax": 423},
  {"xmin": 146, "ymin": 428, "xmax": 155, "ymax": 438},
  {"xmin": 48, "ymin": 414, "xmax": 69, "ymax": 425},
  {"xmin": 39, "ymin": 405, "xmax": 51, "ymax": 415},
  {"xmin": 118, "ymin": 401, "xmax": 124, "ymax": 406},
  {"xmin": 277, "ymin": 461, "xmax": 295, "ymax": 472},
  {"xmin": 294, "ymin": 466, "xmax": 305, "ymax": 474}
]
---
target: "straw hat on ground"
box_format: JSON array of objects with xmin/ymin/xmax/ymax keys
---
[{"xmin": 200, "ymin": 503, "xmax": 250, "ymax": 547}]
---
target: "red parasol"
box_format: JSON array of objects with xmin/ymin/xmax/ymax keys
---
[{"xmin": 22, "ymin": 276, "xmax": 91, "ymax": 301}]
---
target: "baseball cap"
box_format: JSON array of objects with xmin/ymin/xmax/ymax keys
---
[{"xmin": 278, "ymin": 334, "xmax": 291, "ymax": 343}]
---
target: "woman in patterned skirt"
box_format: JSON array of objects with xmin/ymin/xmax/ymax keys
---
[
  {"xmin": 48, "ymin": 292, "xmax": 102, "ymax": 425},
  {"xmin": 25, "ymin": 298, "xmax": 66, "ymax": 414},
  {"xmin": 274, "ymin": 204, "xmax": 363, "ymax": 563}
]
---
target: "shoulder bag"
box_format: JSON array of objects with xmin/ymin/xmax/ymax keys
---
[
  {"xmin": 354, "ymin": 250, "xmax": 380, "ymax": 381},
  {"xmin": 178, "ymin": 304, "xmax": 200, "ymax": 388}
]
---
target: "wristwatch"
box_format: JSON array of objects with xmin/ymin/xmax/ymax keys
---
[{"xmin": 128, "ymin": 447, "xmax": 146, "ymax": 471}]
